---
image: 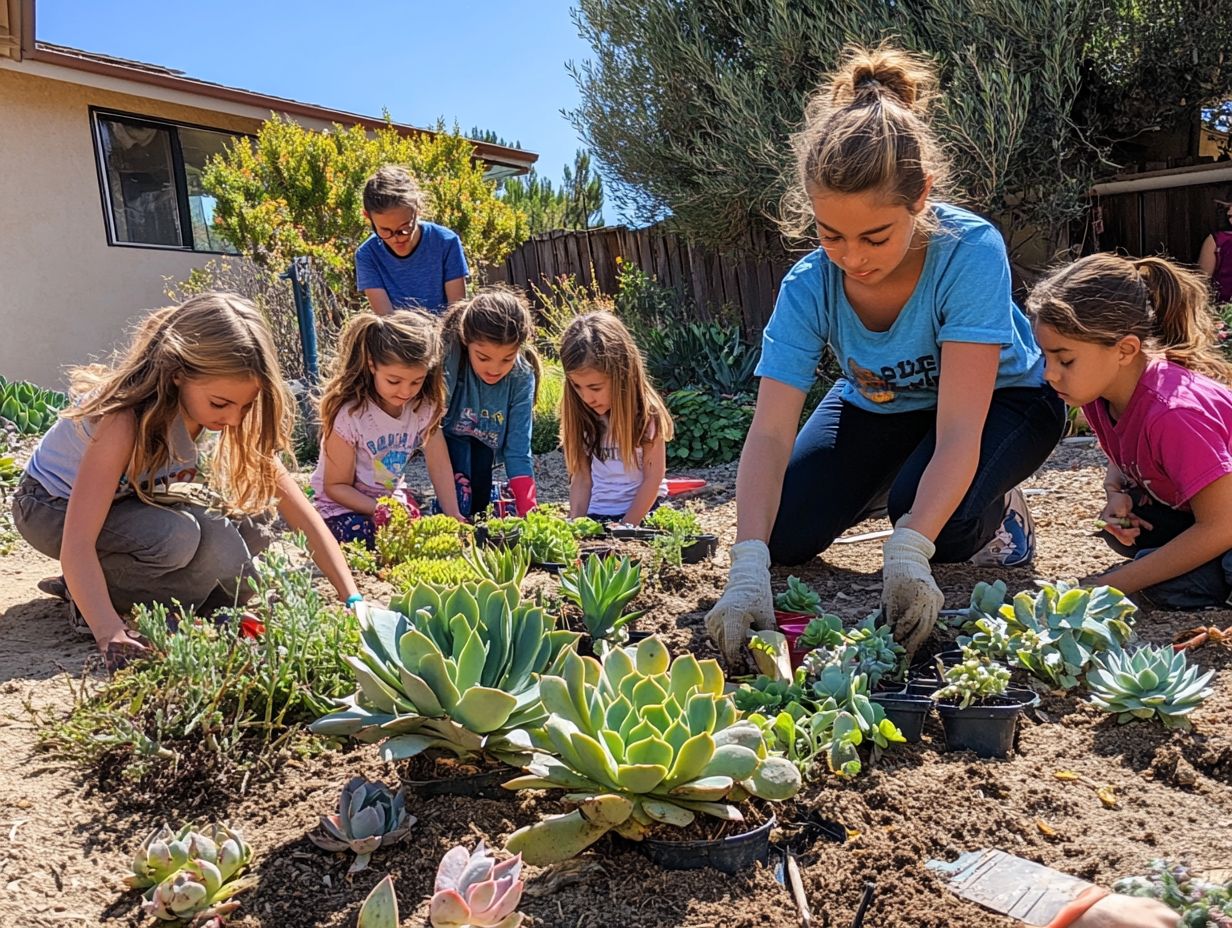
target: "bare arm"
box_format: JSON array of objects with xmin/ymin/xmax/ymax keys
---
[
  {"xmin": 623, "ymin": 432, "xmax": 667, "ymax": 526},
  {"xmin": 275, "ymin": 463, "xmax": 359, "ymax": 602},
  {"xmin": 364, "ymin": 288, "xmax": 395, "ymax": 317},
  {"xmin": 898, "ymin": 342, "xmax": 1000, "ymax": 539},
  {"xmin": 422, "ymin": 429, "xmax": 463, "ymax": 519},
  {"xmin": 734, "ymin": 378, "xmax": 807, "ymax": 543},
  {"xmin": 1099, "ymin": 472, "xmax": 1232, "ymax": 593},
  {"xmin": 568, "ymin": 458, "xmax": 593, "ymax": 519},
  {"xmin": 444, "ymin": 277, "xmax": 467, "ymax": 305},
  {"xmin": 1198, "ymin": 234, "xmax": 1218, "ymax": 280},
  {"xmin": 60, "ymin": 412, "xmax": 141, "ymax": 649},
  {"xmin": 321, "ymin": 428, "xmax": 378, "ymax": 517}
]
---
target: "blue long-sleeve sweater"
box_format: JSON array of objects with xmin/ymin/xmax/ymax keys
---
[{"xmin": 441, "ymin": 340, "xmax": 536, "ymax": 479}]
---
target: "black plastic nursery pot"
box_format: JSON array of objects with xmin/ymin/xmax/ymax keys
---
[
  {"xmin": 608, "ymin": 526, "xmax": 661, "ymax": 542},
  {"xmin": 934, "ymin": 695, "xmax": 1027, "ymax": 758},
  {"xmin": 679, "ymin": 534, "xmax": 718, "ymax": 564},
  {"xmin": 870, "ymin": 690, "xmax": 932, "ymax": 742},
  {"xmin": 398, "ymin": 763, "xmax": 515, "ymax": 801},
  {"xmin": 623, "ymin": 814, "xmax": 776, "ymax": 873},
  {"xmin": 474, "ymin": 525, "xmax": 521, "ymax": 549}
]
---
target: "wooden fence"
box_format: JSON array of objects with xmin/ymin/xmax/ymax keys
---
[{"xmin": 496, "ymin": 223, "xmax": 800, "ymax": 336}]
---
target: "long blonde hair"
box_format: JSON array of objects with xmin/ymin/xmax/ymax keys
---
[
  {"xmin": 64, "ymin": 292, "xmax": 293, "ymax": 514},
  {"xmin": 782, "ymin": 44, "xmax": 951, "ymax": 237},
  {"xmin": 559, "ymin": 311, "xmax": 673, "ymax": 475},
  {"xmin": 318, "ymin": 311, "xmax": 445, "ymax": 437},
  {"xmin": 1029, "ymin": 253, "xmax": 1232, "ymax": 386},
  {"xmin": 441, "ymin": 286, "xmax": 542, "ymax": 402}
]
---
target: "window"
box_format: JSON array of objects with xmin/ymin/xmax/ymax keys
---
[{"xmin": 91, "ymin": 109, "xmax": 242, "ymax": 253}]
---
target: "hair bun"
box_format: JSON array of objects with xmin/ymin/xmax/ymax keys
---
[{"xmin": 829, "ymin": 45, "xmax": 935, "ymax": 114}]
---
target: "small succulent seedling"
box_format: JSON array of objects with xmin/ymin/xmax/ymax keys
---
[
  {"xmin": 430, "ymin": 841, "xmax": 525, "ymax": 928},
  {"xmin": 1086, "ymin": 645, "xmax": 1215, "ymax": 730},
  {"xmin": 774, "ymin": 576, "xmax": 823, "ymax": 615},
  {"xmin": 309, "ymin": 776, "xmax": 416, "ymax": 874},
  {"xmin": 933, "ymin": 649, "xmax": 1011, "ymax": 709}
]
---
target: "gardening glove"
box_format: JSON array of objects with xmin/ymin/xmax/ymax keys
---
[
  {"xmin": 705, "ymin": 540, "xmax": 775, "ymax": 665},
  {"xmin": 881, "ymin": 525, "xmax": 945, "ymax": 657},
  {"xmin": 508, "ymin": 475, "xmax": 538, "ymax": 517}
]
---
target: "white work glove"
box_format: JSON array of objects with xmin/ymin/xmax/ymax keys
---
[
  {"xmin": 705, "ymin": 540, "xmax": 776, "ymax": 665},
  {"xmin": 881, "ymin": 525, "xmax": 944, "ymax": 657}
]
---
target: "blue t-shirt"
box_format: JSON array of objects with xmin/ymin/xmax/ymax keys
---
[
  {"xmin": 756, "ymin": 203, "xmax": 1043, "ymax": 413},
  {"xmin": 442, "ymin": 340, "xmax": 536, "ymax": 479},
  {"xmin": 354, "ymin": 221, "xmax": 469, "ymax": 314}
]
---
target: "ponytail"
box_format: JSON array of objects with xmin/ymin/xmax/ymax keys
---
[{"xmin": 1133, "ymin": 256, "xmax": 1232, "ymax": 386}]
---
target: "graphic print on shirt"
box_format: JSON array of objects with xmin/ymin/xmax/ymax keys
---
[
  {"xmin": 451, "ymin": 405, "xmax": 505, "ymax": 450},
  {"xmin": 367, "ymin": 431, "xmax": 417, "ymax": 490},
  {"xmin": 846, "ymin": 354, "xmax": 940, "ymax": 404}
]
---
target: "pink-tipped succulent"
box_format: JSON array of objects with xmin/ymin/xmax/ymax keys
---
[{"xmin": 429, "ymin": 842, "xmax": 525, "ymax": 928}]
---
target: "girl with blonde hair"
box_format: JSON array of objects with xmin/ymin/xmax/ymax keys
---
[
  {"xmin": 13, "ymin": 293, "xmax": 360, "ymax": 672},
  {"xmin": 1031, "ymin": 253, "xmax": 1232, "ymax": 607},
  {"xmin": 560, "ymin": 311, "xmax": 674, "ymax": 524},
  {"xmin": 311, "ymin": 310, "xmax": 462, "ymax": 544}
]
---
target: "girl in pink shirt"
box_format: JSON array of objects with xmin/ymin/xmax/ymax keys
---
[{"xmin": 1029, "ymin": 252, "xmax": 1232, "ymax": 608}]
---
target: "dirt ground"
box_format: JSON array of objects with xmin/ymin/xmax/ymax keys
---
[{"xmin": 1, "ymin": 441, "xmax": 1230, "ymax": 928}]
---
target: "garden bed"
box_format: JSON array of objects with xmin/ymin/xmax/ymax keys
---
[{"xmin": 1, "ymin": 443, "xmax": 1229, "ymax": 927}]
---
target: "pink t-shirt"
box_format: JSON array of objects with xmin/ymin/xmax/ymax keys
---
[
  {"xmin": 310, "ymin": 398, "xmax": 439, "ymax": 519},
  {"xmin": 1083, "ymin": 359, "xmax": 1232, "ymax": 509}
]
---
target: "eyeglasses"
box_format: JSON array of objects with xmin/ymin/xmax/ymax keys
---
[{"xmin": 372, "ymin": 219, "xmax": 417, "ymax": 241}]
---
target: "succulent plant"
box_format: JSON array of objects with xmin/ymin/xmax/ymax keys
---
[
  {"xmin": 560, "ymin": 553, "xmax": 645, "ymax": 648},
  {"xmin": 376, "ymin": 505, "xmax": 473, "ymax": 567},
  {"xmin": 502, "ymin": 636, "xmax": 802, "ymax": 864},
  {"xmin": 357, "ymin": 875, "xmax": 399, "ymax": 928},
  {"xmin": 643, "ymin": 505, "xmax": 703, "ymax": 537},
  {"xmin": 125, "ymin": 823, "xmax": 255, "ymax": 925},
  {"xmin": 1113, "ymin": 859, "xmax": 1232, "ymax": 926},
  {"xmin": 388, "ymin": 557, "xmax": 479, "ymax": 589},
  {"xmin": 1086, "ymin": 645, "xmax": 1215, "ymax": 730},
  {"xmin": 568, "ymin": 516, "xmax": 606, "ymax": 539},
  {"xmin": 796, "ymin": 613, "xmax": 844, "ymax": 649},
  {"xmin": 956, "ymin": 613, "xmax": 1013, "ymax": 662},
  {"xmin": 955, "ymin": 579, "xmax": 1009, "ymax": 626},
  {"xmin": 309, "ymin": 776, "xmax": 416, "ymax": 873},
  {"xmin": 430, "ymin": 841, "xmax": 525, "ymax": 928},
  {"xmin": 932, "ymin": 649, "xmax": 1012, "ymax": 709},
  {"xmin": 774, "ymin": 576, "xmax": 823, "ymax": 615},
  {"xmin": 0, "ymin": 377, "xmax": 67, "ymax": 434},
  {"xmin": 797, "ymin": 614, "xmax": 906, "ymax": 690},
  {"xmin": 466, "ymin": 543, "xmax": 530, "ymax": 587},
  {"xmin": 519, "ymin": 508, "xmax": 580, "ymax": 563},
  {"xmin": 311, "ymin": 581, "xmax": 580, "ymax": 765}
]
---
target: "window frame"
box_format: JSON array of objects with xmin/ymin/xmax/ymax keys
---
[{"xmin": 89, "ymin": 106, "xmax": 251, "ymax": 255}]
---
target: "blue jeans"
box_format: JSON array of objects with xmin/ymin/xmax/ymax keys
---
[
  {"xmin": 1101, "ymin": 499, "xmax": 1232, "ymax": 609},
  {"xmin": 768, "ymin": 383, "xmax": 1066, "ymax": 565}
]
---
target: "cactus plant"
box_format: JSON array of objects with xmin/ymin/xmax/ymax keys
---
[
  {"xmin": 123, "ymin": 823, "xmax": 256, "ymax": 925},
  {"xmin": 559, "ymin": 553, "xmax": 645, "ymax": 648},
  {"xmin": 309, "ymin": 776, "xmax": 416, "ymax": 873},
  {"xmin": 502, "ymin": 636, "xmax": 801, "ymax": 864},
  {"xmin": 357, "ymin": 875, "xmax": 399, "ymax": 928},
  {"xmin": 1086, "ymin": 645, "xmax": 1215, "ymax": 730},
  {"xmin": 430, "ymin": 841, "xmax": 525, "ymax": 928},
  {"xmin": 311, "ymin": 581, "xmax": 579, "ymax": 765},
  {"xmin": 774, "ymin": 576, "xmax": 823, "ymax": 616},
  {"xmin": 932, "ymin": 649, "xmax": 1012, "ymax": 709}
]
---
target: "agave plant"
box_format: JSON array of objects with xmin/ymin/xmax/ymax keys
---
[
  {"xmin": 309, "ymin": 776, "xmax": 416, "ymax": 873},
  {"xmin": 310, "ymin": 581, "xmax": 580, "ymax": 765},
  {"xmin": 503, "ymin": 637, "xmax": 802, "ymax": 864},
  {"xmin": 1086, "ymin": 645, "xmax": 1215, "ymax": 731},
  {"xmin": 430, "ymin": 842, "xmax": 525, "ymax": 928},
  {"xmin": 466, "ymin": 543, "xmax": 530, "ymax": 587},
  {"xmin": 124, "ymin": 823, "xmax": 255, "ymax": 925},
  {"xmin": 357, "ymin": 875, "xmax": 399, "ymax": 928},
  {"xmin": 559, "ymin": 553, "xmax": 645, "ymax": 648}
]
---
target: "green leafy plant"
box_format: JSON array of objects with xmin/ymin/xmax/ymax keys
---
[
  {"xmin": 466, "ymin": 543, "xmax": 530, "ymax": 588},
  {"xmin": 797, "ymin": 614, "xmax": 844, "ymax": 650},
  {"xmin": 569, "ymin": 516, "xmax": 606, "ymax": 539},
  {"xmin": 123, "ymin": 823, "xmax": 255, "ymax": 925},
  {"xmin": 643, "ymin": 505, "xmax": 702, "ymax": 537},
  {"xmin": 1114, "ymin": 859, "xmax": 1232, "ymax": 926},
  {"xmin": 375, "ymin": 502, "xmax": 473, "ymax": 567},
  {"xmin": 519, "ymin": 508, "xmax": 580, "ymax": 564},
  {"xmin": 559, "ymin": 553, "xmax": 645, "ymax": 648},
  {"xmin": 342, "ymin": 539, "xmax": 379, "ymax": 575},
  {"xmin": 388, "ymin": 556, "xmax": 479, "ymax": 588},
  {"xmin": 732, "ymin": 675, "xmax": 807, "ymax": 715},
  {"xmin": 0, "ymin": 376, "xmax": 68, "ymax": 435},
  {"xmin": 641, "ymin": 321, "xmax": 760, "ymax": 397},
  {"xmin": 502, "ymin": 637, "xmax": 801, "ymax": 863},
  {"xmin": 311, "ymin": 580, "xmax": 579, "ymax": 765},
  {"xmin": 665, "ymin": 388, "xmax": 754, "ymax": 466},
  {"xmin": 1086, "ymin": 645, "xmax": 1215, "ymax": 731},
  {"xmin": 430, "ymin": 841, "xmax": 526, "ymax": 928},
  {"xmin": 933, "ymin": 649, "xmax": 1012, "ymax": 709},
  {"xmin": 774, "ymin": 576, "xmax": 824, "ymax": 616},
  {"xmin": 309, "ymin": 776, "xmax": 416, "ymax": 874}
]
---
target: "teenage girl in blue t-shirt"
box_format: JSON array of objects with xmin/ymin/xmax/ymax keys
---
[{"xmin": 705, "ymin": 45, "xmax": 1066, "ymax": 663}]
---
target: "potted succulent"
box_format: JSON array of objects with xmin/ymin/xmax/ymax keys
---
[
  {"xmin": 559, "ymin": 553, "xmax": 647, "ymax": 653},
  {"xmin": 475, "ymin": 514, "xmax": 525, "ymax": 549},
  {"xmin": 643, "ymin": 505, "xmax": 717, "ymax": 563},
  {"xmin": 503, "ymin": 637, "xmax": 801, "ymax": 872},
  {"xmin": 773, "ymin": 577, "xmax": 825, "ymax": 655},
  {"xmin": 310, "ymin": 580, "xmax": 580, "ymax": 799},
  {"xmin": 519, "ymin": 508, "xmax": 582, "ymax": 571},
  {"xmin": 930, "ymin": 648, "xmax": 1027, "ymax": 757}
]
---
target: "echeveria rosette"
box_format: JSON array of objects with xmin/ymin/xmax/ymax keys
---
[
  {"xmin": 503, "ymin": 636, "xmax": 801, "ymax": 864},
  {"xmin": 128, "ymin": 823, "xmax": 255, "ymax": 925},
  {"xmin": 430, "ymin": 842, "xmax": 525, "ymax": 928},
  {"xmin": 1086, "ymin": 645, "xmax": 1215, "ymax": 731},
  {"xmin": 310, "ymin": 580, "xmax": 580, "ymax": 765},
  {"xmin": 309, "ymin": 776, "xmax": 416, "ymax": 873}
]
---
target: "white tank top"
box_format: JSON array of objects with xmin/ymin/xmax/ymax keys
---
[{"xmin": 587, "ymin": 415, "xmax": 667, "ymax": 516}]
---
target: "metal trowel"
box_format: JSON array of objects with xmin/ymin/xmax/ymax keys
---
[{"xmin": 927, "ymin": 849, "xmax": 1104, "ymax": 926}]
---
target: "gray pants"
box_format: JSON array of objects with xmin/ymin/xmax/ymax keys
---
[{"xmin": 12, "ymin": 476, "xmax": 273, "ymax": 615}]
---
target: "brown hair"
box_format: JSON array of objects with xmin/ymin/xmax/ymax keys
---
[
  {"xmin": 363, "ymin": 165, "xmax": 425, "ymax": 215},
  {"xmin": 559, "ymin": 311, "xmax": 674, "ymax": 475},
  {"xmin": 1028, "ymin": 252, "xmax": 1232, "ymax": 386},
  {"xmin": 441, "ymin": 286, "xmax": 542, "ymax": 401},
  {"xmin": 64, "ymin": 293, "xmax": 293, "ymax": 514},
  {"xmin": 782, "ymin": 44, "xmax": 950, "ymax": 236},
  {"xmin": 318, "ymin": 311, "xmax": 446, "ymax": 438}
]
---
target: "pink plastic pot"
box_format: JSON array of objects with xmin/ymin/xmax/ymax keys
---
[{"xmin": 774, "ymin": 611, "xmax": 814, "ymax": 668}]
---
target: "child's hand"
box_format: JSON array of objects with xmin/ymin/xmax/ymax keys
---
[{"xmin": 1098, "ymin": 493, "xmax": 1152, "ymax": 546}]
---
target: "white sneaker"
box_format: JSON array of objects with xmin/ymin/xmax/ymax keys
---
[{"xmin": 968, "ymin": 487, "xmax": 1035, "ymax": 568}]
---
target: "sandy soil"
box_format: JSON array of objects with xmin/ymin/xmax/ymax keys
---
[{"xmin": 1, "ymin": 441, "xmax": 1229, "ymax": 928}]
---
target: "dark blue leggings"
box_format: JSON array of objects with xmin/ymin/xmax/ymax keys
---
[
  {"xmin": 445, "ymin": 434, "xmax": 495, "ymax": 519},
  {"xmin": 768, "ymin": 383, "xmax": 1065, "ymax": 565}
]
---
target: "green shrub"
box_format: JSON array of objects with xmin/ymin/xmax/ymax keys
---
[
  {"xmin": 642, "ymin": 321, "xmax": 760, "ymax": 397},
  {"xmin": 613, "ymin": 260, "xmax": 685, "ymax": 340},
  {"xmin": 533, "ymin": 359, "xmax": 564, "ymax": 454},
  {"xmin": 665, "ymin": 388, "xmax": 754, "ymax": 466}
]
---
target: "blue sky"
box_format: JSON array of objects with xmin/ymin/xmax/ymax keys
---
[{"xmin": 38, "ymin": 1, "xmax": 596, "ymax": 189}]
